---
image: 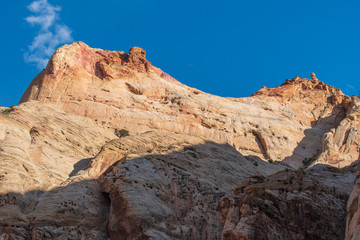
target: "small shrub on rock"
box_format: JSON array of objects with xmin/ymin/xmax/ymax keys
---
[
  {"xmin": 2, "ymin": 105, "xmax": 15, "ymax": 115},
  {"xmin": 115, "ymin": 128, "xmax": 129, "ymax": 138},
  {"xmin": 302, "ymin": 157, "xmax": 314, "ymax": 168},
  {"xmin": 184, "ymin": 146, "xmax": 196, "ymax": 152}
]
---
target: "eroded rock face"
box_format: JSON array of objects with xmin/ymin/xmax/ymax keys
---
[
  {"xmin": 0, "ymin": 101, "xmax": 287, "ymax": 239},
  {"xmin": 19, "ymin": 42, "xmax": 357, "ymax": 168},
  {"xmin": 317, "ymin": 97, "xmax": 360, "ymax": 167},
  {"xmin": 97, "ymin": 132, "xmax": 285, "ymax": 240},
  {"xmin": 0, "ymin": 178, "xmax": 110, "ymax": 240},
  {"xmin": 1, "ymin": 42, "xmax": 360, "ymax": 239},
  {"xmin": 217, "ymin": 164, "xmax": 356, "ymax": 240},
  {"xmin": 0, "ymin": 101, "xmax": 114, "ymax": 239},
  {"xmin": 346, "ymin": 161, "xmax": 360, "ymax": 240},
  {"xmin": 0, "ymin": 105, "xmax": 286, "ymax": 239},
  {"xmin": 0, "ymin": 101, "xmax": 114, "ymax": 191}
]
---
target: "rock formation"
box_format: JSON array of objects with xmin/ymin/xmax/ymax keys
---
[
  {"xmin": 217, "ymin": 163, "xmax": 356, "ymax": 240},
  {"xmin": 19, "ymin": 42, "xmax": 358, "ymax": 169},
  {"xmin": 0, "ymin": 102, "xmax": 284, "ymax": 239},
  {"xmin": 0, "ymin": 42, "xmax": 359, "ymax": 239},
  {"xmin": 0, "ymin": 101, "xmax": 114, "ymax": 239},
  {"xmin": 346, "ymin": 162, "xmax": 360, "ymax": 240},
  {"xmin": 97, "ymin": 132, "xmax": 284, "ymax": 239},
  {"xmin": 317, "ymin": 97, "xmax": 360, "ymax": 167}
]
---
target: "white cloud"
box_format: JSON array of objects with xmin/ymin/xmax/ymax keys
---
[
  {"xmin": 347, "ymin": 84, "xmax": 355, "ymax": 90},
  {"xmin": 25, "ymin": 0, "xmax": 73, "ymax": 69}
]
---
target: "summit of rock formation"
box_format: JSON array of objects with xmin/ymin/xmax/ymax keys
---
[{"xmin": 1, "ymin": 42, "xmax": 360, "ymax": 239}]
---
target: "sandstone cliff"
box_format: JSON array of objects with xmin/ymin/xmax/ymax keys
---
[
  {"xmin": 0, "ymin": 102, "xmax": 284, "ymax": 239},
  {"xmin": 20, "ymin": 42, "xmax": 358, "ymax": 168},
  {"xmin": 0, "ymin": 102, "xmax": 112, "ymax": 238},
  {"xmin": 0, "ymin": 42, "xmax": 359, "ymax": 239},
  {"xmin": 217, "ymin": 163, "xmax": 356, "ymax": 240}
]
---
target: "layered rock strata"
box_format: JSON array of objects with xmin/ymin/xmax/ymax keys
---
[
  {"xmin": 0, "ymin": 42, "xmax": 358, "ymax": 239},
  {"xmin": 96, "ymin": 132, "xmax": 284, "ymax": 239},
  {"xmin": 0, "ymin": 102, "xmax": 114, "ymax": 239},
  {"xmin": 317, "ymin": 97, "xmax": 360, "ymax": 167},
  {"xmin": 19, "ymin": 42, "xmax": 358, "ymax": 168},
  {"xmin": 0, "ymin": 103, "xmax": 285, "ymax": 239}
]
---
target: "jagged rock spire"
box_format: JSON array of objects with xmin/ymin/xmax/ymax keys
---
[{"xmin": 311, "ymin": 72, "xmax": 318, "ymax": 80}]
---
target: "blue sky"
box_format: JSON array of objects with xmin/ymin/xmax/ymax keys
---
[{"xmin": 1, "ymin": 0, "xmax": 360, "ymax": 106}]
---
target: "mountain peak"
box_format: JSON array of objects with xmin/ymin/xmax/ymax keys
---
[
  {"xmin": 20, "ymin": 42, "xmax": 178, "ymax": 104},
  {"xmin": 253, "ymin": 73, "xmax": 347, "ymax": 105},
  {"xmin": 44, "ymin": 42, "xmax": 153, "ymax": 78}
]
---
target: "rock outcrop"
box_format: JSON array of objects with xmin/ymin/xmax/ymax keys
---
[
  {"xmin": 217, "ymin": 164, "xmax": 356, "ymax": 240},
  {"xmin": 0, "ymin": 42, "xmax": 359, "ymax": 239},
  {"xmin": 346, "ymin": 160, "xmax": 360, "ymax": 240},
  {"xmin": 0, "ymin": 101, "xmax": 115, "ymax": 239},
  {"xmin": 317, "ymin": 97, "xmax": 360, "ymax": 167},
  {"xmin": 96, "ymin": 132, "xmax": 284, "ymax": 239}
]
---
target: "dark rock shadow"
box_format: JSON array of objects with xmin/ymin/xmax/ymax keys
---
[
  {"xmin": 0, "ymin": 179, "xmax": 110, "ymax": 239},
  {"xmin": 98, "ymin": 141, "xmax": 287, "ymax": 240},
  {"xmin": 2, "ymin": 142, "xmax": 272, "ymax": 240},
  {"xmin": 282, "ymin": 103, "xmax": 346, "ymax": 168},
  {"xmin": 0, "ymin": 139, "xmax": 352, "ymax": 240},
  {"xmin": 217, "ymin": 163, "xmax": 355, "ymax": 240},
  {"xmin": 69, "ymin": 158, "xmax": 92, "ymax": 177}
]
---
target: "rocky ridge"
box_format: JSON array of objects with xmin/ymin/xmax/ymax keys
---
[
  {"xmin": 0, "ymin": 42, "xmax": 359, "ymax": 239},
  {"xmin": 20, "ymin": 42, "xmax": 358, "ymax": 169}
]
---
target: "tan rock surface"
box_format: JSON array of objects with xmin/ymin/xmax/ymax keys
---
[
  {"xmin": 96, "ymin": 132, "xmax": 285, "ymax": 239},
  {"xmin": 217, "ymin": 164, "xmax": 356, "ymax": 240},
  {"xmin": 317, "ymin": 97, "xmax": 360, "ymax": 167},
  {"xmin": 0, "ymin": 101, "xmax": 114, "ymax": 189},
  {"xmin": 19, "ymin": 42, "xmax": 355, "ymax": 168},
  {"xmin": 345, "ymin": 160, "xmax": 360, "ymax": 240},
  {"xmin": 0, "ymin": 101, "xmax": 287, "ymax": 239},
  {"xmin": 0, "ymin": 104, "xmax": 285, "ymax": 239},
  {"xmin": 0, "ymin": 101, "xmax": 114, "ymax": 239},
  {"xmin": 345, "ymin": 162, "xmax": 360, "ymax": 240},
  {"xmin": 1, "ymin": 41, "xmax": 359, "ymax": 239}
]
